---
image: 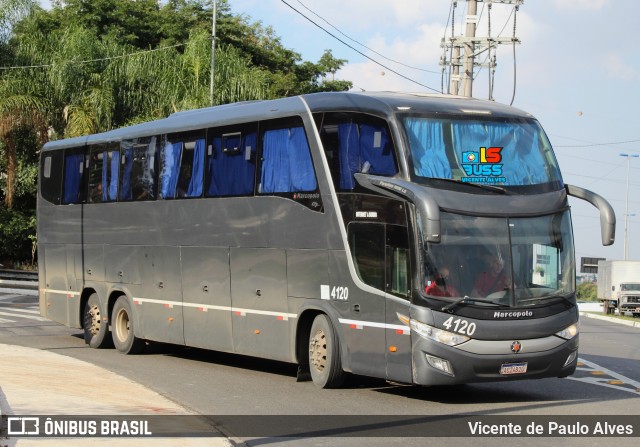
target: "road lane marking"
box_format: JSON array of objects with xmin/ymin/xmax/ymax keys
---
[
  {"xmin": 0, "ymin": 317, "xmax": 16, "ymax": 323},
  {"xmin": 1, "ymin": 307, "xmax": 40, "ymax": 314},
  {"xmin": 569, "ymin": 357, "xmax": 640, "ymax": 395},
  {"xmin": 0, "ymin": 311, "xmax": 48, "ymax": 321}
]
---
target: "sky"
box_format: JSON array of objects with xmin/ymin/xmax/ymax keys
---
[{"xmin": 39, "ymin": 0, "xmax": 640, "ymax": 264}]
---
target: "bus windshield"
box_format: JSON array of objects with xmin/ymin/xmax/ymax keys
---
[
  {"xmin": 400, "ymin": 115, "xmax": 563, "ymax": 190},
  {"xmin": 420, "ymin": 211, "xmax": 575, "ymax": 308}
]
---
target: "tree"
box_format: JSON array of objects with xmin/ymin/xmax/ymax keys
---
[
  {"xmin": 0, "ymin": 77, "xmax": 48, "ymax": 208},
  {"xmin": 0, "ymin": 0, "xmax": 353, "ymax": 265},
  {"xmin": 0, "ymin": 0, "xmax": 36, "ymax": 45},
  {"xmin": 576, "ymin": 282, "xmax": 598, "ymax": 302}
]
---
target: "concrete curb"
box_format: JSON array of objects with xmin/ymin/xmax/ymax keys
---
[{"xmin": 579, "ymin": 311, "xmax": 640, "ymax": 329}]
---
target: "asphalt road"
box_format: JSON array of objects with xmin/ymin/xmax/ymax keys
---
[{"xmin": 1, "ymin": 291, "xmax": 639, "ymax": 447}]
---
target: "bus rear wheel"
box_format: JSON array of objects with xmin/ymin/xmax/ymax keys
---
[
  {"xmin": 112, "ymin": 296, "xmax": 145, "ymax": 354},
  {"xmin": 309, "ymin": 314, "xmax": 344, "ymax": 388},
  {"xmin": 83, "ymin": 293, "xmax": 113, "ymax": 349}
]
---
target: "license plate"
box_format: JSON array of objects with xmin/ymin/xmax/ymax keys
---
[{"xmin": 500, "ymin": 362, "xmax": 528, "ymax": 375}]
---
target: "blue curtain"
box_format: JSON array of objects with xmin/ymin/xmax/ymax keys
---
[
  {"xmin": 337, "ymin": 122, "xmax": 399, "ymax": 190},
  {"xmin": 207, "ymin": 133, "xmax": 256, "ymax": 196},
  {"xmin": 288, "ymin": 127, "xmax": 317, "ymax": 191},
  {"xmin": 108, "ymin": 150, "xmax": 120, "ymax": 201},
  {"xmin": 206, "ymin": 137, "xmax": 223, "ymax": 196},
  {"xmin": 101, "ymin": 151, "xmax": 108, "ymax": 202},
  {"xmin": 160, "ymin": 141, "xmax": 182, "ymax": 198},
  {"xmin": 500, "ymin": 125, "xmax": 546, "ymax": 185},
  {"xmin": 337, "ymin": 123, "xmax": 360, "ymax": 190},
  {"xmin": 404, "ymin": 118, "xmax": 451, "ymax": 178},
  {"xmin": 452, "ymin": 121, "xmax": 548, "ymax": 186},
  {"xmin": 238, "ymin": 133, "xmax": 257, "ymax": 194},
  {"xmin": 63, "ymin": 153, "xmax": 84, "ymax": 204},
  {"xmin": 186, "ymin": 139, "xmax": 205, "ymax": 197},
  {"xmin": 261, "ymin": 127, "xmax": 316, "ymax": 193},
  {"xmin": 359, "ymin": 123, "xmax": 396, "ymax": 176},
  {"xmin": 452, "ymin": 121, "xmax": 488, "ymax": 166},
  {"xmin": 140, "ymin": 137, "xmax": 157, "ymax": 199},
  {"xmin": 261, "ymin": 129, "xmax": 290, "ymax": 193},
  {"xmin": 100, "ymin": 150, "xmax": 119, "ymax": 202},
  {"xmin": 120, "ymin": 147, "xmax": 134, "ymax": 201}
]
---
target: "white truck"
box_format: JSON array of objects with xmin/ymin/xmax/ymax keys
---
[{"xmin": 597, "ymin": 260, "xmax": 640, "ymax": 316}]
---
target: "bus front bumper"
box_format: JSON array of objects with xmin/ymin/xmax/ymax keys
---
[{"xmin": 411, "ymin": 335, "xmax": 579, "ymax": 386}]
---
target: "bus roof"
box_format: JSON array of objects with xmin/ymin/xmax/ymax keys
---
[{"xmin": 42, "ymin": 92, "xmax": 534, "ymax": 152}]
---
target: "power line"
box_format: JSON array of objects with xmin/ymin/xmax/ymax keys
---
[
  {"xmin": 0, "ymin": 43, "xmax": 186, "ymax": 71},
  {"xmin": 557, "ymin": 153, "xmax": 640, "ymax": 168},
  {"xmin": 293, "ymin": 0, "xmax": 440, "ymax": 74},
  {"xmin": 509, "ymin": 4, "xmax": 519, "ymax": 105},
  {"xmin": 280, "ymin": 0, "xmax": 441, "ymax": 93},
  {"xmin": 555, "ymin": 139, "xmax": 640, "ymax": 148}
]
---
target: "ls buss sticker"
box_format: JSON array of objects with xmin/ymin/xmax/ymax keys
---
[{"xmin": 461, "ymin": 146, "xmax": 506, "ymax": 184}]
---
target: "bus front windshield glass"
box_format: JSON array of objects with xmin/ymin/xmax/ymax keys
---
[
  {"xmin": 420, "ymin": 211, "xmax": 575, "ymax": 308},
  {"xmin": 401, "ymin": 115, "xmax": 563, "ymax": 191}
]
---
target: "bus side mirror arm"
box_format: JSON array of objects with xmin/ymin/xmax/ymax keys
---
[
  {"xmin": 354, "ymin": 174, "xmax": 441, "ymax": 243},
  {"xmin": 565, "ymin": 184, "xmax": 616, "ymax": 246}
]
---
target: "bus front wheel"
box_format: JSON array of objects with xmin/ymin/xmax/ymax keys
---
[
  {"xmin": 309, "ymin": 314, "xmax": 344, "ymax": 388},
  {"xmin": 83, "ymin": 293, "xmax": 113, "ymax": 349},
  {"xmin": 112, "ymin": 296, "xmax": 145, "ymax": 355}
]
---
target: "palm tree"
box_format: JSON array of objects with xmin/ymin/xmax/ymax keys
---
[{"xmin": 0, "ymin": 78, "xmax": 48, "ymax": 208}]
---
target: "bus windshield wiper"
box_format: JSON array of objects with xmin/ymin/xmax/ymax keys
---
[
  {"xmin": 433, "ymin": 178, "xmax": 508, "ymax": 194},
  {"xmin": 518, "ymin": 292, "xmax": 575, "ymax": 307},
  {"xmin": 441, "ymin": 296, "xmax": 509, "ymax": 312}
]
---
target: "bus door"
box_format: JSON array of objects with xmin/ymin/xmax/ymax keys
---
[
  {"xmin": 384, "ymin": 224, "xmax": 413, "ymax": 384},
  {"xmin": 344, "ymin": 222, "xmax": 387, "ymax": 378},
  {"xmin": 345, "ymin": 220, "xmax": 412, "ymax": 382}
]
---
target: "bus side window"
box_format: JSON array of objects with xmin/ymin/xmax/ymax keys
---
[
  {"xmin": 160, "ymin": 132, "xmax": 205, "ymax": 199},
  {"xmin": 62, "ymin": 149, "xmax": 86, "ymax": 204},
  {"xmin": 88, "ymin": 143, "xmax": 119, "ymax": 203},
  {"xmin": 386, "ymin": 225, "xmax": 411, "ymax": 298},
  {"xmin": 318, "ymin": 113, "xmax": 398, "ymax": 191},
  {"xmin": 206, "ymin": 126, "xmax": 257, "ymax": 197},
  {"xmin": 348, "ymin": 223, "xmax": 386, "ymax": 291},
  {"xmin": 40, "ymin": 151, "xmax": 63, "ymax": 205},
  {"xmin": 120, "ymin": 137, "xmax": 158, "ymax": 201},
  {"xmin": 259, "ymin": 122, "xmax": 317, "ymax": 194}
]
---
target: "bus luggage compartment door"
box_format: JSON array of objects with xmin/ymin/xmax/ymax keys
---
[
  {"xmin": 181, "ymin": 246, "xmax": 233, "ymax": 351},
  {"xmin": 230, "ymin": 247, "xmax": 290, "ymax": 362}
]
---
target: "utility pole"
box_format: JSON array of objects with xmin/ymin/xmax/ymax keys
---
[
  {"xmin": 441, "ymin": 0, "xmax": 523, "ymax": 98},
  {"xmin": 461, "ymin": 0, "xmax": 477, "ymax": 98},
  {"xmin": 451, "ymin": 46, "xmax": 461, "ymax": 95},
  {"xmin": 620, "ymin": 153, "xmax": 639, "ymax": 260},
  {"xmin": 210, "ymin": 0, "xmax": 217, "ymax": 106}
]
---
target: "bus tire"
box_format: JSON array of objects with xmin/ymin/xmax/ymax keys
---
[
  {"xmin": 83, "ymin": 293, "xmax": 113, "ymax": 349},
  {"xmin": 112, "ymin": 296, "xmax": 145, "ymax": 355},
  {"xmin": 309, "ymin": 314, "xmax": 344, "ymax": 388}
]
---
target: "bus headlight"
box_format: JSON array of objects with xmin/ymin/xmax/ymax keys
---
[
  {"xmin": 410, "ymin": 319, "xmax": 470, "ymax": 346},
  {"xmin": 555, "ymin": 323, "xmax": 578, "ymax": 340}
]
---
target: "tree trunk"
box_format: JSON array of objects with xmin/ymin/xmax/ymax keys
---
[{"xmin": 4, "ymin": 137, "xmax": 16, "ymax": 209}]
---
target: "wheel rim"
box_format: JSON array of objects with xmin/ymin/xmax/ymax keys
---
[
  {"xmin": 86, "ymin": 304, "xmax": 101, "ymax": 336},
  {"xmin": 309, "ymin": 328, "xmax": 327, "ymax": 372},
  {"xmin": 114, "ymin": 307, "xmax": 130, "ymax": 343}
]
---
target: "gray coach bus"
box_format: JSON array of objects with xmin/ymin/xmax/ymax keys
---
[{"xmin": 37, "ymin": 92, "xmax": 615, "ymax": 387}]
